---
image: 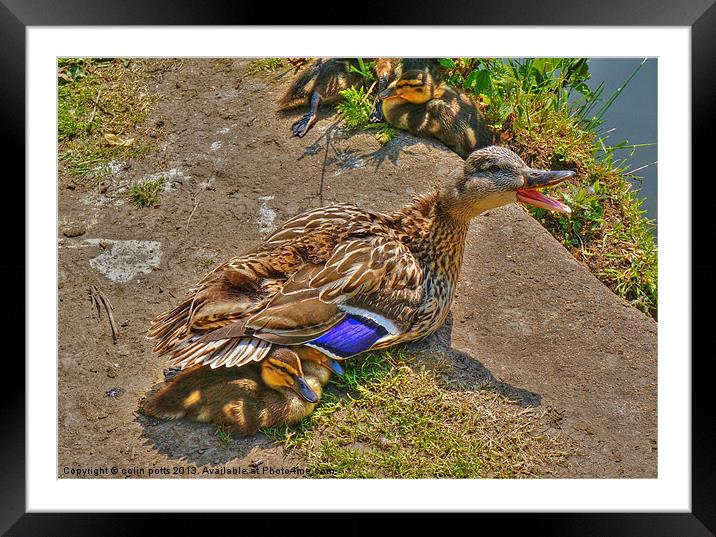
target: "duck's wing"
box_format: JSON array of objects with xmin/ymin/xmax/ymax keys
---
[
  {"xmin": 260, "ymin": 203, "xmax": 372, "ymax": 249},
  {"xmin": 151, "ymin": 206, "xmax": 422, "ymax": 368},
  {"xmin": 150, "ymin": 204, "xmax": 365, "ymax": 340},
  {"xmin": 243, "ymin": 234, "xmax": 425, "ymax": 359}
]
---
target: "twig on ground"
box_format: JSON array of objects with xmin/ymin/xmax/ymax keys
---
[
  {"xmin": 185, "ymin": 196, "xmax": 200, "ymax": 241},
  {"xmin": 89, "ymin": 285, "xmax": 118, "ymax": 342},
  {"xmin": 87, "ymin": 88, "xmax": 102, "ymax": 126},
  {"xmin": 319, "ymin": 127, "xmax": 331, "ymax": 207}
]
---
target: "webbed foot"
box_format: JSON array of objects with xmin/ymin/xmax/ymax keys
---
[
  {"xmin": 292, "ymin": 113, "xmax": 317, "ymax": 138},
  {"xmin": 369, "ymin": 98, "xmax": 384, "ymax": 123}
]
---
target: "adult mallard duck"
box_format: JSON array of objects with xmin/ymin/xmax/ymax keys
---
[
  {"xmin": 141, "ymin": 347, "xmax": 335, "ymax": 436},
  {"xmin": 377, "ymin": 67, "xmax": 495, "ymax": 159},
  {"xmin": 149, "ymin": 146, "xmax": 573, "ymax": 394},
  {"xmin": 278, "ymin": 58, "xmax": 366, "ymax": 138}
]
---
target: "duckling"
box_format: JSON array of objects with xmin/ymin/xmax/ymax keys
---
[
  {"xmin": 378, "ymin": 68, "xmax": 496, "ymax": 159},
  {"xmin": 370, "ymin": 58, "xmax": 445, "ymax": 123},
  {"xmin": 149, "ymin": 146, "xmax": 574, "ymax": 382},
  {"xmin": 278, "ymin": 58, "xmax": 366, "ymax": 138},
  {"xmin": 141, "ymin": 346, "xmax": 342, "ymax": 437}
]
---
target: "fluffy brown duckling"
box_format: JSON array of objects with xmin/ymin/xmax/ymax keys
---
[
  {"xmin": 370, "ymin": 58, "xmax": 445, "ymax": 122},
  {"xmin": 278, "ymin": 58, "xmax": 366, "ymax": 138},
  {"xmin": 378, "ymin": 68, "xmax": 496, "ymax": 158},
  {"xmin": 140, "ymin": 346, "xmax": 342, "ymax": 437}
]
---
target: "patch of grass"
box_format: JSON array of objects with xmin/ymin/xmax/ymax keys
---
[
  {"xmin": 58, "ymin": 82, "xmax": 99, "ymax": 139},
  {"xmin": 215, "ymin": 424, "xmax": 232, "ymax": 445},
  {"xmin": 263, "ymin": 350, "xmax": 573, "ymax": 478},
  {"xmin": 58, "ymin": 58, "xmax": 159, "ymax": 184},
  {"xmin": 197, "ymin": 257, "xmax": 215, "ymax": 269},
  {"xmin": 442, "ymin": 58, "xmax": 658, "ymax": 317},
  {"xmin": 347, "ymin": 58, "xmax": 376, "ymax": 81},
  {"xmin": 129, "ymin": 177, "xmax": 165, "ymax": 208},
  {"xmin": 245, "ymin": 58, "xmax": 284, "ymax": 76},
  {"xmin": 364, "ymin": 122, "xmax": 398, "ymax": 145}
]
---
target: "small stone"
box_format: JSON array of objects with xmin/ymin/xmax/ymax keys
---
[
  {"xmin": 62, "ymin": 223, "xmax": 87, "ymax": 238},
  {"xmin": 105, "ymin": 387, "xmax": 124, "ymax": 398},
  {"xmin": 106, "ymin": 365, "xmax": 119, "ymax": 379},
  {"xmin": 377, "ymin": 437, "xmax": 397, "ymax": 450}
]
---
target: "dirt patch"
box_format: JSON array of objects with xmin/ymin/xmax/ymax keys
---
[{"xmin": 58, "ymin": 59, "xmax": 656, "ymax": 478}]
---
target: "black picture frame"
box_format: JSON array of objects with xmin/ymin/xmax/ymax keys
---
[{"xmin": 4, "ymin": 1, "xmax": 713, "ymax": 534}]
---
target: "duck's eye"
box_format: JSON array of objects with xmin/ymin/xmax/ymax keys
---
[{"xmin": 487, "ymin": 165, "xmax": 501, "ymax": 172}]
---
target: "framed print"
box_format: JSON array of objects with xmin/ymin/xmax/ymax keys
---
[{"xmin": 5, "ymin": 0, "xmax": 714, "ymax": 534}]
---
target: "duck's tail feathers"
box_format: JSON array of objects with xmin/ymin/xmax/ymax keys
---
[
  {"xmin": 147, "ymin": 295, "xmax": 194, "ymax": 354},
  {"xmin": 168, "ymin": 336, "xmax": 272, "ymax": 370}
]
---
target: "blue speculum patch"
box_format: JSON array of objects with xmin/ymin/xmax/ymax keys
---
[{"xmin": 309, "ymin": 314, "xmax": 389, "ymax": 359}]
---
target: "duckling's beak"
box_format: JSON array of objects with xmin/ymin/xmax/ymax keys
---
[
  {"xmin": 516, "ymin": 169, "xmax": 575, "ymax": 214},
  {"xmin": 379, "ymin": 85, "xmax": 398, "ymax": 100},
  {"xmin": 293, "ymin": 376, "xmax": 319, "ymax": 403},
  {"xmin": 325, "ymin": 358, "xmax": 345, "ymax": 375}
]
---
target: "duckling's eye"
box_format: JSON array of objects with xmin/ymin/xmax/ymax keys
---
[{"xmin": 268, "ymin": 363, "xmax": 287, "ymax": 375}]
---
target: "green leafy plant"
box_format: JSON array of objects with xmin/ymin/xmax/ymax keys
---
[
  {"xmin": 364, "ymin": 122, "xmax": 397, "ymax": 145},
  {"xmin": 335, "ymin": 63, "xmax": 396, "ymax": 144},
  {"xmin": 335, "ymin": 86, "xmax": 373, "ymax": 129},
  {"xmin": 348, "ymin": 58, "xmax": 376, "ymax": 81},
  {"xmin": 197, "ymin": 257, "xmax": 215, "ymax": 269}
]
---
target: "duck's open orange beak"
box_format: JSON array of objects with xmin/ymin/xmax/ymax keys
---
[{"xmin": 516, "ymin": 169, "xmax": 575, "ymax": 214}]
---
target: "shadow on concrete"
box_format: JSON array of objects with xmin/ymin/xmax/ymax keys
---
[
  {"xmin": 135, "ymin": 410, "xmax": 276, "ymax": 468},
  {"xmin": 406, "ymin": 313, "xmax": 543, "ymax": 407},
  {"xmin": 360, "ymin": 132, "xmax": 452, "ymax": 170}
]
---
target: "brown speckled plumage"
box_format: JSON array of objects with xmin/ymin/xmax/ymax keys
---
[
  {"xmin": 148, "ymin": 196, "xmax": 464, "ymax": 367},
  {"xmin": 149, "ymin": 147, "xmax": 564, "ymax": 374}
]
